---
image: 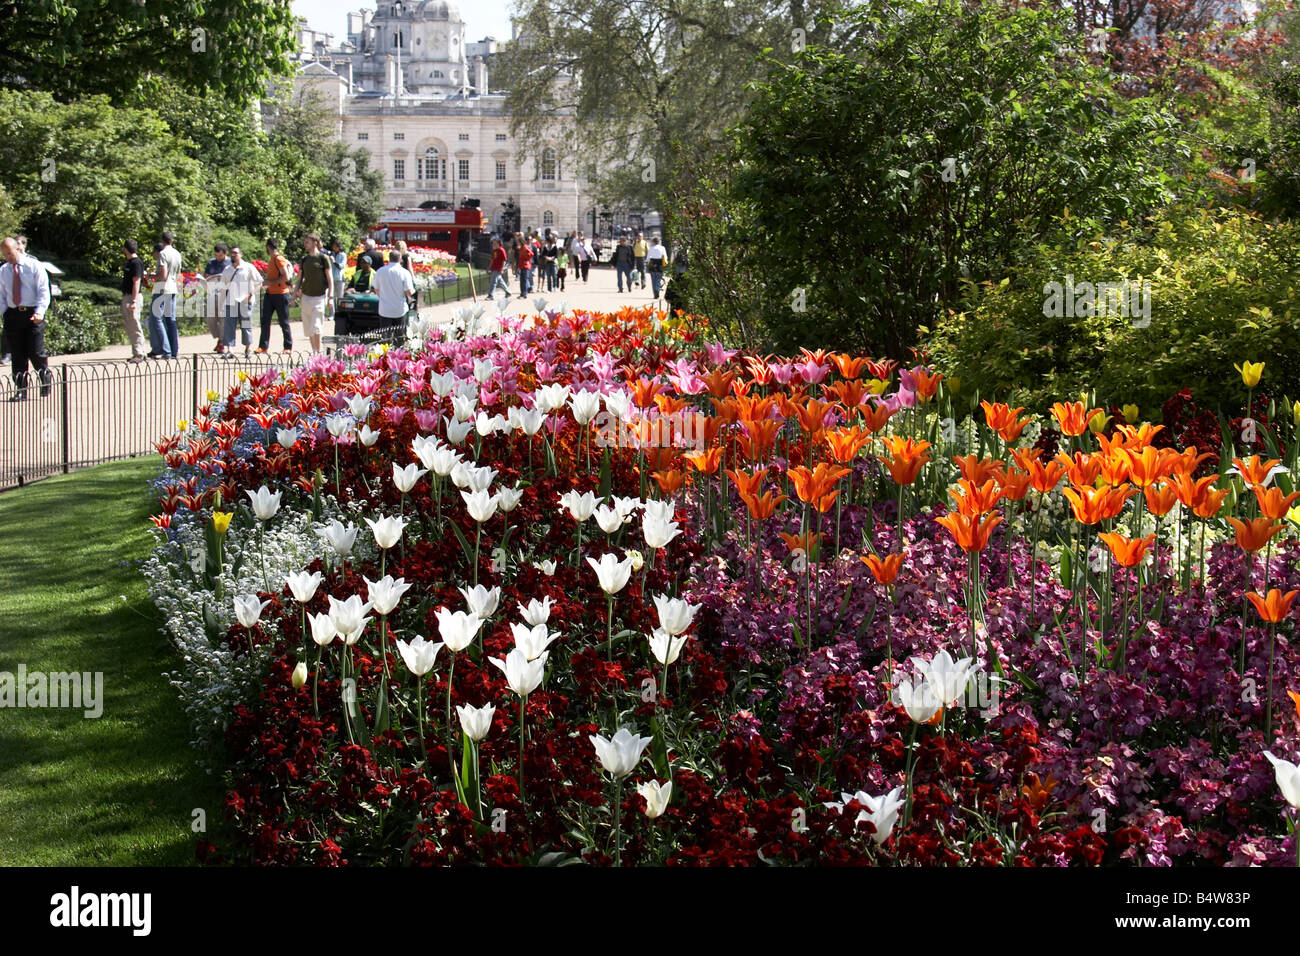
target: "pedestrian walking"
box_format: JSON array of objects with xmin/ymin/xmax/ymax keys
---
[
  {"xmin": 516, "ymin": 237, "xmax": 534, "ymax": 298},
  {"xmin": 633, "ymin": 232, "xmax": 648, "ymax": 289},
  {"xmin": 219, "ymin": 246, "xmax": 260, "ymax": 359},
  {"xmin": 556, "ymin": 247, "xmax": 568, "ymax": 292},
  {"xmin": 294, "ymin": 232, "xmax": 333, "ymax": 353},
  {"xmin": 612, "ymin": 237, "xmax": 635, "ymax": 292},
  {"xmin": 646, "ymin": 235, "xmax": 669, "ymax": 300},
  {"xmin": 148, "ymin": 231, "xmax": 183, "ymax": 359},
  {"xmin": 488, "ymin": 237, "xmax": 510, "ymax": 298},
  {"xmin": 373, "ymin": 251, "xmax": 415, "ymax": 324},
  {"xmin": 203, "ymin": 243, "xmax": 229, "ymax": 353},
  {"xmin": 328, "ymin": 238, "xmax": 348, "ymax": 310},
  {"xmin": 120, "ymin": 239, "xmax": 147, "ymax": 363},
  {"xmin": 257, "ymin": 237, "xmax": 293, "ymax": 353},
  {"xmin": 0, "ymin": 236, "xmax": 52, "ymax": 401},
  {"xmin": 540, "ymin": 235, "xmax": 559, "ymax": 292}
]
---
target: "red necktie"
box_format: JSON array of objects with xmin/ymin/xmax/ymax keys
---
[{"xmin": 11, "ymin": 262, "xmax": 20, "ymax": 307}]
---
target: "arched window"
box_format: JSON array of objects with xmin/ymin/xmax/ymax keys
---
[
  {"xmin": 418, "ymin": 147, "xmax": 446, "ymax": 182},
  {"xmin": 541, "ymin": 148, "xmax": 557, "ymax": 181},
  {"xmin": 542, "ymin": 210, "xmax": 554, "ymax": 228}
]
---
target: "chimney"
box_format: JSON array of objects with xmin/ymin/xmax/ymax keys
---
[
  {"xmin": 475, "ymin": 56, "xmax": 488, "ymax": 95},
  {"xmin": 386, "ymin": 54, "xmax": 396, "ymax": 95}
]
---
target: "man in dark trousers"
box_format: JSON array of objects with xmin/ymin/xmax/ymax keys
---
[{"xmin": 0, "ymin": 235, "xmax": 52, "ymax": 401}]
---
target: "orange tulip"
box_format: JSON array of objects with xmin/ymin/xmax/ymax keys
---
[
  {"xmin": 1169, "ymin": 446, "xmax": 1213, "ymax": 477},
  {"xmin": 1098, "ymin": 532, "xmax": 1155, "ymax": 568},
  {"xmin": 795, "ymin": 398, "xmax": 836, "ymax": 436},
  {"xmin": 935, "ymin": 510, "xmax": 1002, "ymax": 553},
  {"xmin": 699, "ymin": 367, "xmax": 737, "ymax": 399},
  {"xmin": 1246, "ymin": 589, "xmax": 1298, "ymax": 623},
  {"xmin": 684, "ymin": 447, "xmax": 724, "ymax": 475},
  {"xmin": 1055, "ymin": 451, "xmax": 1103, "ymax": 489},
  {"xmin": 726, "ymin": 467, "xmax": 765, "ymax": 500},
  {"xmin": 865, "ymin": 358, "xmax": 897, "ymax": 381},
  {"xmin": 997, "ymin": 468, "xmax": 1033, "ymax": 502},
  {"xmin": 981, "ymin": 401, "xmax": 1030, "ymax": 443},
  {"xmin": 1097, "ymin": 451, "xmax": 1131, "ymax": 486},
  {"xmin": 1022, "ymin": 772, "xmax": 1059, "ymax": 812},
  {"xmin": 823, "ymin": 425, "xmax": 873, "ymax": 463},
  {"xmin": 631, "ymin": 378, "xmax": 664, "ymax": 409},
  {"xmin": 740, "ymin": 489, "xmax": 785, "ymax": 521},
  {"xmin": 652, "ymin": 468, "xmax": 687, "ymax": 495},
  {"xmin": 1114, "ymin": 422, "xmax": 1164, "ymax": 449},
  {"xmin": 1025, "ymin": 458, "xmax": 1067, "ymax": 495},
  {"xmin": 729, "ymin": 393, "xmax": 778, "ymax": 423},
  {"xmin": 1144, "ymin": 481, "xmax": 1179, "ymax": 517},
  {"xmin": 1289, "ymin": 689, "xmax": 1300, "ymax": 720},
  {"xmin": 1011, "ymin": 446, "xmax": 1044, "ymax": 470},
  {"xmin": 1254, "ymin": 485, "xmax": 1300, "ymax": 521},
  {"xmin": 1231, "ymin": 455, "xmax": 1285, "ymax": 488},
  {"xmin": 911, "ymin": 368, "xmax": 943, "ymax": 402},
  {"xmin": 1062, "ymin": 484, "xmax": 1134, "ymax": 525},
  {"xmin": 644, "ymin": 445, "xmax": 679, "ymax": 472},
  {"xmin": 825, "ymin": 378, "xmax": 872, "ymax": 408},
  {"xmin": 778, "ymin": 529, "xmax": 823, "ymax": 555},
  {"xmin": 861, "ymin": 551, "xmax": 905, "ymax": 585},
  {"xmin": 948, "ymin": 478, "xmax": 1004, "ymax": 517},
  {"xmin": 879, "ymin": 436, "xmax": 932, "ymax": 486},
  {"xmin": 1226, "ymin": 516, "xmax": 1284, "ymax": 553},
  {"xmin": 744, "ymin": 354, "xmax": 775, "ymax": 385},
  {"xmin": 653, "ymin": 393, "xmax": 691, "ymax": 418},
  {"xmin": 1192, "ymin": 485, "xmax": 1230, "ymax": 519},
  {"xmin": 861, "ymin": 403, "xmax": 896, "ymax": 434},
  {"xmin": 1122, "ymin": 446, "xmax": 1169, "ymax": 488},
  {"xmin": 1050, "ymin": 401, "xmax": 1102, "ymax": 437},
  {"xmin": 788, "ymin": 462, "xmax": 851, "ymax": 513},
  {"xmin": 952, "ymin": 454, "xmax": 1005, "ymax": 486},
  {"xmin": 737, "ymin": 418, "xmax": 782, "ymax": 460},
  {"xmin": 830, "ymin": 353, "xmax": 868, "ymax": 378}
]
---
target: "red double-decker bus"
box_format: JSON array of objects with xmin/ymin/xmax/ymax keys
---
[{"xmin": 369, "ymin": 207, "xmax": 487, "ymax": 259}]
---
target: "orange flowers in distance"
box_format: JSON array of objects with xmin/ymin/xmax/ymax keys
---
[
  {"xmin": 1246, "ymin": 589, "xmax": 1298, "ymax": 623},
  {"xmin": 981, "ymin": 401, "xmax": 1030, "ymax": 443},
  {"xmin": 1226, "ymin": 516, "xmax": 1284, "ymax": 553},
  {"xmin": 879, "ymin": 436, "xmax": 932, "ymax": 486},
  {"xmin": 823, "ymin": 425, "xmax": 873, "ymax": 464},
  {"xmin": 652, "ymin": 468, "xmax": 686, "ymax": 495},
  {"xmin": 788, "ymin": 462, "xmax": 851, "ymax": 513},
  {"xmin": 1062, "ymin": 484, "xmax": 1134, "ymax": 525},
  {"xmin": 1098, "ymin": 532, "xmax": 1155, "ymax": 568},
  {"xmin": 684, "ymin": 447, "xmax": 724, "ymax": 475},
  {"xmin": 1253, "ymin": 485, "xmax": 1300, "ymax": 521}
]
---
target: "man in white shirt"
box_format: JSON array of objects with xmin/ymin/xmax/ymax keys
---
[
  {"xmin": 570, "ymin": 232, "xmax": 591, "ymax": 284},
  {"xmin": 646, "ymin": 236, "xmax": 669, "ymax": 300},
  {"xmin": 1, "ymin": 236, "xmax": 53, "ymax": 401},
  {"xmin": 373, "ymin": 251, "xmax": 415, "ymax": 324},
  {"xmin": 219, "ymin": 246, "xmax": 262, "ymax": 359},
  {"xmin": 148, "ymin": 231, "xmax": 183, "ymax": 359}
]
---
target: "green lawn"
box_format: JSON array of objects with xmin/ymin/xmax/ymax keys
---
[{"xmin": 0, "ymin": 459, "xmax": 225, "ymax": 865}]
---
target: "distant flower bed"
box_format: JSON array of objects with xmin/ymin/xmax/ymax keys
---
[{"xmin": 146, "ymin": 306, "xmax": 1300, "ymax": 866}]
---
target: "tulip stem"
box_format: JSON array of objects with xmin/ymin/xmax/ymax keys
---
[
  {"xmin": 1266, "ymin": 621, "xmax": 1276, "ymax": 740},
  {"xmin": 518, "ymin": 693, "xmax": 528, "ymax": 811},
  {"xmin": 417, "ymin": 675, "xmax": 428, "ymax": 761},
  {"xmin": 606, "ymin": 593, "xmax": 616, "ymax": 662},
  {"xmin": 446, "ymin": 654, "xmax": 456, "ymax": 777},
  {"xmin": 1240, "ymin": 550, "xmax": 1252, "ymax": 676},
  {"xmin": 613, "ymin": 776, "xmax": 623, "ymax": 867}
]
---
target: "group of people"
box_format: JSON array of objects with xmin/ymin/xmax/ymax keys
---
[{"xmin": 487, "ymin": 229, "xmax": 669, "ymax": 300}]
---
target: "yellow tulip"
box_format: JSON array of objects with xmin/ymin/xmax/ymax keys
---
[
  {"xmin": 1121, "ymin": 404, "xmax": 1139, "ymax": 423},
  {"xmin": 1235, "ymin": 360, "xmax": 1264, "ymax": 387},
  {"xmin": 1292, "ymin": 400, "xmax": 1300, "ymax": 427},
  {"xmin": 292, "ymin": 661, "xmax": 308, "ymax": 689},
  {"xmin": 947, "ymin": 376, "xmax": 961, "ymax": 396},
  {"xmin": 866, "ymin": 378, "xmax": 889, "ymax": 395},
  {"xmin": 236, "ymin": 370, "xmax": 248, "ymax": 382},
  {"xmin": 176, "ymin": 419, "xmax": 188, "ymax": 433},
  {"xmin": 205, "ymin": 389, "xmax": 220, "ymax": 402},
  {"xmin": 1088, "ymin": 410, "xmax": 1110, "ymax": 434},
  {"xmin": 212, "ymin": 511, "xmax": 233, "ymax": 535}
]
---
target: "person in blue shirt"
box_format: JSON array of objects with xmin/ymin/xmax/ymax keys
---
[
  {"xmin": 0, "ymin": 235, "xmax": 53, "ymax": 401},
  {"xmin": 329, "ymin": 238, "xmax": 348, "ymax": 308}
]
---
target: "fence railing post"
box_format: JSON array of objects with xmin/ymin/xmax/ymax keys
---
[
  {"xmin": 191, "ymin": 353, "xmax": 199, "ymax": 420},
  {"xmin": 60, "ymin": 363, "xmax": 70, "ymax": 474}
]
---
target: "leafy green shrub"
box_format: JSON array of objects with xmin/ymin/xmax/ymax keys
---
[
  {"xmin": 43, "ymin": 296, "xmax": 118, "ymax": 356},
  {"xmin": 926, "ymin": 205, "xmax": 1300, "ymax": 418}
]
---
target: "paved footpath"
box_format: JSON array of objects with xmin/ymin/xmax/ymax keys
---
[{"xmin": 2, "ymin": 265, "xmax": 670, "ymax": 488}]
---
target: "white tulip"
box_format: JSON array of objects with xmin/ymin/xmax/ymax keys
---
[
  {"xmin": 291, "ymin": 661, "xmax": 308, "ymax": 689},
  {"xmin": 647, "ymin": 627, "xmax": 688, "ymax": 666},
  {"xmin": 643, "ymin": 515, "xmax": 682, "ymax": 550},
  {"xmin": 396, "ymin": 635, "xmax": 443, "ymax": 677},
  {"xmin": 435, "ymin": 607, "xmax": 482, "ymax": 652},
  {"xmin": 452, "ymin": 392, "xmax": 478, "ymax": 422},
  {"xmin": 307, "ymin": 611, "xmax": 338, "ymax": 647},
  {"xmin": 444, "ymin": 416, "xmax": 474, "ymax": 445},
  {"xmin": 430, "ymin": 371, "xmax": 456, "ymax": 397},
  {"xmin": 1264, "ymin": 751, "xmax": 1300, "ymax": 808},
  {"xmin": 637, "ymin": 779, "xmax": 672, "ymax": 819},
  {"xmin": 612, "ymin": 496, "xmax": 642, "ymax": 521},
  {"xmin": 233, "ymin": 594, "xmax": 271, "ymax": 629},
  {"xmin": 464, "ymin": 464, "xmax": 498, "ymax": 493},
  {"xmin": 892, "ymin": 676, "xmax": 942, "ymax": 724},
  {"xmin": 825, "ymin": 786, "xmax": 906, "ymax": 845},
  {"xmin": 570, "ymin": 390, "xmax": 602, "ymax": 425},
  {"xmin": 475, "ymin": 410, "xmax": 499, "ymax": 437},
  {"xmin": 285, "ymin": 569, "xmax": 323, "ymax": 604},
  {"xmin": 450, "ymin": 460, "xmax": 473, "ymax": 489},
  {"xmin": 461, "ymin": 488, "xmax": 499, "ymax": 523},
  {"xmin": 535, "ymin": 383, "xmax": 571, "ymax": 413},
  {"xmin": 457, "ymin": 702, "xmax": 496, "ymax": 742},
  {"xmin": 642, "ymin": 499, "xmax": 674, "ymax": 524},
  {"xmin": 559, "ymin": 489, "xmax": 598, "ymax": 522},
  {"xmin": 365, "ymin": 514, "xmax": 407, "ymax": 549},
  {"xmin": 473, "ymin": 358, "xmax": 497, "ymax": 383},
  {"xmin": 488, "ymin": 647, "xmax": 548, "ymax": 697},
  {"xmin": 393, "ymin": 462, "xmax": 429, "ymax": 494},
  {"xmin": 365, "ymin": 574, "xmax": 412, "ymax": 616},
  {"xmin": 459, "ymin": 584, "xmax": 502, "ymax": 620},
  {"xmin": 535, "ymin": 559, "xmax": 558, "ymax": 576},
  {"xmin": 275, "ymin": 426, "xmax": 301, "ymax": 449},
  {"xmin": 326, "ymin": 413, "xmax": 352, "ymax": 439},
  {"xmin": 590, "ymin": 727, "xmax": 653, "ymax": 778},
  {"xmin": 512, "ymin": 406, "xmax": 546, "ymax": 436},
  {"xmin": 652, "ymin": 594, "xmax": 702, "ymax": 636},
  {"xmin": 603, "ymin": 390, "xmax": 631, "ymax": 421},
  {"xmin": 327, "ymin": 594, "xmax": 373, "ymax": 644},
  {"xmin": 911, "ymin": 648, "xmax": 980, "ymax": 709},
  {"xmin": 496, "ymin": 486, "xmax": 524, "ymax": 513},
  {"xmin": 347, "ymin": 394, "xmax": 372, "ymax": 419},
  {"xmin": 586, "ymin": 552, "xmax": 634, "ymax": 595},
  {"xmin": 429, "ymin": 444, "xmax": 461, "ymax": 477},
  {"xmin": 246, "ymin": 486, "xmax": 281, "ymax": 521},
  {"xmin": 510, "ymin": 621, "xmax": 559, "ymax": 660},
  {"xmin": 594, "ymin": 504, "xmax": 624, "ymax": 535},
  {"xmin": 316, "ymin": 519, "xmax": 358, "ymax": 558},
  {"xmin": 358, "ymin": 424, "xmax": 382, "ymax": 447},
  {"xmin": 518, "ymin": 596, "xmax": 553, "ymax": 627}
]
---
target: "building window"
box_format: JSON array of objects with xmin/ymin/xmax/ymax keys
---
[
  {"xmin": 393, "ymin": 132, "xmax": 405, "ymax": 141},
  {"xmin": 542, "ymin": 210, "xmax": 554, "ymax": 228},
  {"xmin": 541, "ymin": 148, "xmax": 557, "ymax": 181},
  {"xmin": 458, "ymin": 159, "xmax": 470, "ymax": 180},
  {"xmin": 495, "ymin": 133, "xmax": 507, "ymax": 142},
  {"xmin": 495, "ymin": 161, "xmax": 506, "ymax": 181},
  {"xmin": 393, "ymin": 159, "xmax": 405, "ymax": 181},
  {"xmin": 458, "ymin": 133, "xmax": 469, "ymax": 141},
  {"xmin": 433, "ymin": 70, "xmax": 443, "ymax": 78},
  {"xmin": 357, "ymin": 132, "xmax": 369, "ymax": 141},
  {"xmin": 418, "ymin": 147, "xmax": 445, "ymax": 182}
]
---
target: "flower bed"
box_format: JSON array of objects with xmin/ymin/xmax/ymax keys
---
[{"xmin": 146, "ymin": 307, "xmax": 1300, "ymax": 865}]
